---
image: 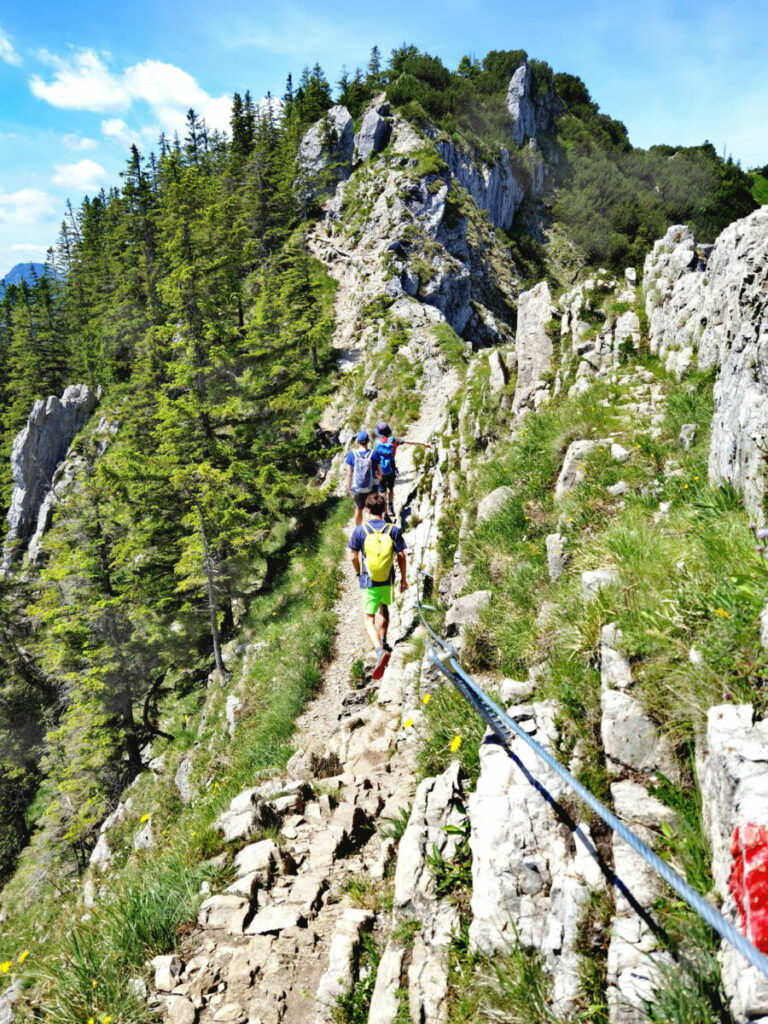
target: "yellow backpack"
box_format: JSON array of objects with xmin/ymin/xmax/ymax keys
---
[{"xmin": 363, "ymin": 523, "xmax": 395, "ymax": 584}]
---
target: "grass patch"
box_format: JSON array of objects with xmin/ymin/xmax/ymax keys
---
[{"xmin": 0, "ymin": 500, "xmax": 349, "ymax": 1018}]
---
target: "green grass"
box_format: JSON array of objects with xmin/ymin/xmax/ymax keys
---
[
  {"xmin": 0, "ymin": 500, "xmax": 349, "ymax": 1019},
  {"xmin": 433, "ymin": 323, "xmax": 469, "ymax": 371}
]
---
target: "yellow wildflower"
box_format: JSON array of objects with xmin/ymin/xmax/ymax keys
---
[
  {"xmin": 17, "ymin": 950, "xmax": 28, "ymax": 964},
  {"xmin": 0, "ymin": 961, "xmax": 12, "ymax": 974},
  {"xmin": 88, "ymin": 1018, "xmax": 95, "ymax": 1024},
  {"xmin": 422, "ymin": 693, "xmax": 431, "ymax": 705},
  {"xmin": 403, "ymin": 718, "xmax": 414, "ymax": 728},
  {"xmin": 449, "ymin": 735, "xmax": 462, "ymax": 753},
  {"xmin": 92, "ymin": 979, "xmax": 97, "ymax": 989},
  {"xmin": 714, "ymin": 608, "xmax": 731, "ymax": 619},
  {"xmin": 139, "ymin": 813, "xmax": 151, "ymax": 823},
  {"xmin": 101, "ymin": 1016, "xmax": 113, "ymax": 1024}
]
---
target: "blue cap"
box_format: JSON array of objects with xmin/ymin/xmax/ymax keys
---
[
  {"xmin": 356, "ymin": 430, "xmax": 369, "ymax": 443},
  {"xmin": 376, "ymin": 421, "xmax": 391, "ymax": 436}
]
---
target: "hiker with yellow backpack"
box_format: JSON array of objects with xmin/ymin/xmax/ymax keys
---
[{"xmin": 347, "ymin": 492, "xmax": 408, "ymax": 679}]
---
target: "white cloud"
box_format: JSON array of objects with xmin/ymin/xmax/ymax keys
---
[
  {"xmin": 12, "ymin": 243, "xmax": 48, "ymax": 253},
  {"xmin": 62, "ymin": 133, "xmax": 98, "ymax": 151},
  {"xmin": 0, "ymin": 188, "xmax": 54, "ymax": 224},
  {"xmin": 102, "ymin": 118, "xmax": 158, "ymax": 150},
  {"xmin": 52, "ymin": 159, "xmax": 109, "ymax": 192},
  {"xmin": 30, "ymin": 50, "xmax": 129, "ymax": 112},
  {"xmin": 0, "ymin": 27, "xmax": 21, "ymax": 66},
  {"xmin": 30, "ymin": 49, "xmax": 231, "ymax": 136}
]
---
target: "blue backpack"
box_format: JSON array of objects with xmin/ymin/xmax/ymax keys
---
[{"xmin": 375, "ymin": 439, "xmax": 397, "ymax": 475}]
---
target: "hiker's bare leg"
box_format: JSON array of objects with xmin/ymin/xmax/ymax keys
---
[
  {"xmin": 364, "ymin": 612, "xmax": 380, "ymax": 650},
  {"xmin": 376, "ymin": 604, "xmax": 389, "ymax": 645},
  {"xmin": 354, "ymin": 505, "xmax": 363, "ymax": 526}
]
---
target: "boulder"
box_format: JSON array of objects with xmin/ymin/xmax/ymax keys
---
[
  {"xmin": 487, "ymin": 349, "xmax": 509, "ymax": 392},
  {"xmin": 444, "ymin": 590, "xmax": 491, "ymax": 634},
  {"xmin": 3, "ymin": 384, "xmax": 98, "ymax": 566},
  {"xmin": 554, "ymin": 439, "xmax": 600, "ymax": 501},
  {"xmin": 174, "ymin": 755, "xmax": 193, "ymax": 804},
  {"xmin": 477, "ymin": 486, "xmax": 514, "ymax": 523},
  {"xmin": 678, "ymin": 423, "xmax": 697, "ymax": 450},
  {"xmin": 354, "ymin": 103, "xmax": 391, "ymax": 162},
  {"xmin": 600, "ymin": 688, "xmax": 679, "ymax": 780},
  {"xmin": 197, "ymin": 895, "xmax": 250, "ymax": 934},
  {"xmin": 581, "ymin": 569, "xmax": 619, "ymax": 599}
]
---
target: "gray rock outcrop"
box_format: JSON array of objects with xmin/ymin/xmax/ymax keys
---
[
  {"xmin": 697, "ymin": 704, "xmax": 768, "ymax": 1020},
  {"xmin": 469, "ymin": 702, "xmax": 605, "ymax": 1014},
  {"xmin": 3, "ymin": 384, "xmax": 97, "ymax": 567},
  {"xmin": 297, "ymin": 105, "xmax": 354, "ymax": 193},
  {"xmin": 506, "ymin": 60, "xmax": 562, "ymax": 147},
  {"xmin": 513, "ymin": 281, "xmax": 554, "ymax": 413},
  {"xmin": 354, "ymin": 101, "xmax": 391, "ymax": 163},
  {"xmin": 435, "ymin": 140, "xmax": 525, "ymax": 231},
  {"xmin": 643, "ymin": 208, "xmax": 768, "ymax": 514}
]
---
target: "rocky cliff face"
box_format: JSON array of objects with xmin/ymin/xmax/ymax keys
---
[
  {"xmin": 2, "ymin": 384, "xmax": 98, "ymax": 568},
  {"xmin": 644, "ymin": 208, "xmax": 768, "ymax": 515}
]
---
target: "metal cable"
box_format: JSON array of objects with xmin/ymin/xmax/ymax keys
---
[
  {"xmin": 425, "ymin": 641, "xmax": 768, "ymax": 979},
  {"xmin": 409, "ymin": 562, "xmax": 768, "ymax": 979}
]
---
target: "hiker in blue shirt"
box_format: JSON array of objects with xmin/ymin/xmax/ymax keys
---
[
  {"xmin": 347, "ymin": 491, "xmax": 408, "ymax": 679},
  {"xmin": 373, "ymin": 421, "xmax": 432, "ymax": 519},
  {"xmin": 344, "ymin": 430, "xmax": 380, "ymax": 526}
]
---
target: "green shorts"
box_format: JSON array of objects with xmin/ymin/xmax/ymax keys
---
[{"xmin": 362, "ymin": 584, "xmax": 392, "ymax": 615}]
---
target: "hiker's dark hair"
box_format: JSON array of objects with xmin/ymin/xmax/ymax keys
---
[{"xmin": 365, "ymin": 492, "xmax": 387, "ymax": 516}]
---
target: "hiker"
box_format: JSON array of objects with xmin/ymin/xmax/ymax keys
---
[
  {"xmin": 347, "ymin": 492, "xmax": 408, "ymax": 679},
  {"xmin": 344, "ymin": 430, "xmax": 379, "ymax": 526},
  {"xmin": 373, "ymin": 421, "xmax": 432, "ymax": 518}
]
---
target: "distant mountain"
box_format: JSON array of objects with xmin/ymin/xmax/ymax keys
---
[{"xmin": 0, "ymin": 261, "xmax": 48, "ymax": 297}]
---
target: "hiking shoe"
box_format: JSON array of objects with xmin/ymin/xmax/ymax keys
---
[
  {"xmin": 372, "ymin": 646, "xmax": 391, "ymax": 680},
  {"xmin": 382, "ymin": 640, "xmax": 393, "ymax": 654}
]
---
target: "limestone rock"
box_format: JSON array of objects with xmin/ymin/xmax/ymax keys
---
[
  {"xmin": 600, "ymin": 624, "xmax": 632, "ymax": 690},
  {"xmin": 611, "ymin": 443, "xmax": 631, "ymax": 462},
  {"xmin": 214, "ymin": 788, "xmax": 277, "ymax": 842},
  {"xmin": 643, "ymin": 209, "xmax": 768, "ymax": 514},
  {"xmin": 477, "ymin": 486, "xmax": 514, "ymax": 523},
  {"xmin": 3, "ymin": 384, "xmax": 98, "ymax": 566},
  {"xmin": 435, "ymin": 139, "xmax": 524, "ymax": 231},
  {"xmin": 513, "ymin": 282, "xmax": 553, "ymax": 413},
  {"xmin": 354, "ymin": 102, "xmax": 391, "ymax": 163},
  {"xmin": 444, "ymin": 590, "xmax": 491, "ymax": 635},
  {"xmin": 89, "ymin": 832, "xmax": 112, "ymax": 871},
  {"xmin": 487, "ymin": 349, "xmax": 508, "ymax": 392},
  {"xmin": 554, "ymin": 439, "xmax": 599, "ymax": 501},
  {"xmin": 197, "ymin": 895, "xmax": 250, "ymax": 934},
  {"xmin": 165, "ymin": 994, "xmax": 196, "ymax": 1024},
  {"xmin": 244, "ymin": 905, "xmax": 305, "ymax": 936},
  {"xmin": 601, "ymin": 688, "xmax": 678, "ymax": 780},
  {"xmin": 545, "ymin": 532, "xmax": 568, "ymax": 581},
  {"xmin": 506, "ymin": 61, "xmax": 536, "ymax": 146},
  {"xmin": 133, "ymin": 820, "xmax": 154, "ymax": 850},
  {"xmin": 315, "ymin": 908, "xmax": 373, "ymax": 1019},
  {"xmin": 469, "ymin": 702, "xmax": 605, "ymax": 1014},
  {"xmin": 582, "ymin": 569, "xmax": 619, "ymax": 600},
  {"xmin": 606, "ymin": 481, "xmax": 629, "ymax": 496},
  {"xmin": 297, "ymin": 106, "xmax": 354, "ymax": 191},
  {"xmin": 174, "ymin": 756, "xmax": 193, "ymax": 804},
  {"xmin": 606, "ymin": 781, "xmax": 676, "ymax": 1023},
  {"xmin": 152, "ymin": 954, "xmax": 184, "ymax": 992},
  {"xmin": 678, "ymin": 423, "xmax": 697, "ymax": 449},
  {"xmin": 233, "ymin": 839, "xmax": 281, "ymax": 885},
  {"xmin": 697, "ymin": 704, "xmax": 768, "ymax": 1019}
]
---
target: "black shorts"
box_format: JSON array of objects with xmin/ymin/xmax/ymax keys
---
[
  {"xmin": 352, "ymin": 490, "xmax": 371, "ymax": 509},
  {"xmin": 378, "ymin": 472, "xmax": 396, "ymax": 491}
]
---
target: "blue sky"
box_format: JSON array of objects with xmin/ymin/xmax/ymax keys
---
[{"xmin": 1, "ymin": 0, "xmax": 766, "ymax": 275}]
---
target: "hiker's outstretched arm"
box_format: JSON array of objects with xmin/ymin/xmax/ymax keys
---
[{"xmin": 400, "ymin": 439, "xmax": 432, "ymax": 449}]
